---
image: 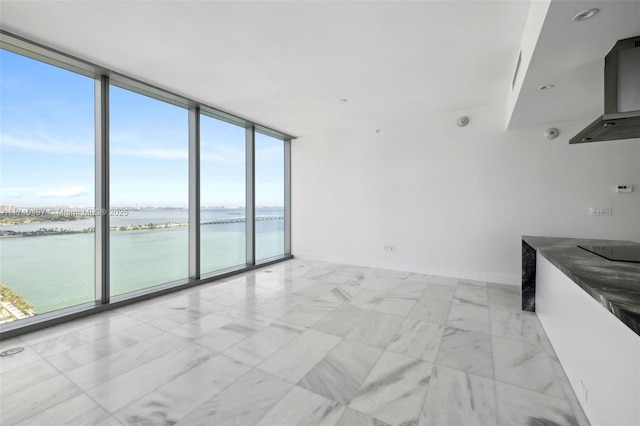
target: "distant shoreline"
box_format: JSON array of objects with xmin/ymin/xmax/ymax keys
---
[
  {"xmin": 0, "ymin": 214, "xmax": 92, "ymax": 226},
  {"xmin": 0, "ymin": 216, "xmax": 284, "ymax": 238}
]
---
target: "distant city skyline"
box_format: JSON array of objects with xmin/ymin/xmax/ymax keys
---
[
  {"xmin": 0, "ymin": 49, "xmax": 285, "ymax": 208},
  {"xmin": 0, "ymin": 204, "xmax": 284, "ymax": 210}
]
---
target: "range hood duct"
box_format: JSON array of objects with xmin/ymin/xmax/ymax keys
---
[{"xmin": 570, "ymin": 36, "xmax": 640, "ymax": 144}]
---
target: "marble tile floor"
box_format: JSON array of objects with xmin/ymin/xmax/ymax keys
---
[{"xmin": 0, "ymin": 259, "xmax": 590, "ymax": 426}]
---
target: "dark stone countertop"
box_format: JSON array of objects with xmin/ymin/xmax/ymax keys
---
[{"xmin": 522, "ymin": 236, "xmax": 640, "ymax": 336}]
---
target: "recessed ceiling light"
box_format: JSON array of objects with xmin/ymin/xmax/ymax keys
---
[
  {"xmin": 337, "ymin": 98, "xmax": 348, "ymax": 103},
  {"xmin": 539, "ymin": 84, "xmax": 554, "ymax": 90},
  {"xmin": 573, "ymin": 8, "xmax": 599, "ymax": 22}
]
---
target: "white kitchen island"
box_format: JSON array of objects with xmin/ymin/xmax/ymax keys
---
[{"xmin": 522, "ymin": 236, "xmax": 640, "ymax": 426}]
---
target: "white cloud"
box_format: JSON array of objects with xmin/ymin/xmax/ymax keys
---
[
  {"xmin": 2, "ymin": 132, "xmax": 253, "ymax": 163},
  {"xmin": 112, "ymin": 146, "xmax": 188, "ymax": 160},
  {"xmin": 2, "ymin": 132, "xmax": 188, "ymax": 160},
  {"xmin": 110, "ymin": 131, "xmax": 189, "ymax": 160},
  {"xmin": 0, "ymin": 187, "xmax": 31, "ymax": 199},
  {"xmin": 0, "ymin": 133, "xmax": 92, "ymax": 155},
  {"xmin": 37, "ymin": 185, "xmax": 89, "ymax": 198},
  {"xmin": 201, "ymin": 144, "xmax": 245, "ymax": 163}
]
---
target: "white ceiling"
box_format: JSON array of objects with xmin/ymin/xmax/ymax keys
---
[
  {"xmin": 0, "ymin": 1, "xmax": 638, "ymax": 137},
  {"xmin": 509, "ymin": 0, "xmax": 640, "ymax": 129}
]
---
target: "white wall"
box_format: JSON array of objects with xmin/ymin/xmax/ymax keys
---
[{"xmin": 291, "ymin": 102, "xmax": 640, "ymax": 285}]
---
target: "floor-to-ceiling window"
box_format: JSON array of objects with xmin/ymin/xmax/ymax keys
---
[
  {"xmin": 0, "ymin": 32, "xmax": 292, "ymax": 336},
  {"xmin": 255, "ymin": 132, "xmax": 285, "ymax": 261},
  {"xmin": 200, "ymin": 114, "xmax": 246, "ymax": 272},
  {"xmin": 0, "ymin": 49, "xmax": 95, "ymax": 320},
  {"xmin": 109, "ymin": 86, "xmax": 189, "ymax": 296}
]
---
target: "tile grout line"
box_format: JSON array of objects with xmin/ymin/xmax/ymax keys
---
[
  {"xmin": 4, "ymin": 260, "xmax": 583, "ymax": 426},
  {"xmin": 242, "ymin": 368, "xmax": 301, "ymax": 426},
  {"xmin": 149, "ymin": 361, "xmax": 261, "ymax": 426},
  {"xmin": 9, "ymin": 336, "xmax": 107, "ymax": 425}
]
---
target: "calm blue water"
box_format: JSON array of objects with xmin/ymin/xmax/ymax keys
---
[{"xmin": 0, "ymin": 208, "xmax": 284, "ymax": 314}]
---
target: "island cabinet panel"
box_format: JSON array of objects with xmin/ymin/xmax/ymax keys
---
[{"xmin": 536, "ymin": 253, "xmax": 640, "ymax": 426}]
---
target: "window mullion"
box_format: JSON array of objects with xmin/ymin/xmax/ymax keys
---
[
  {"xmin": 284, "ymin": 139, "xmax": 292, "ymax": 256},
  {"xmin": 95, "ymin": 75, "xmax": 110, "ymax": 304},
  {"xmin": 189, "ymin": 107, "xmax": 201, "ymax": 280},
  {"xmin": 246, "ymin": 126, "xmax": 256, "ymax": 266}
]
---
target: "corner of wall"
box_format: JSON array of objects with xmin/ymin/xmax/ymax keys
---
[
  {"xmin": 637, "ymin": 145, "xmax": 640, "ymax": 243},
  {"xmin": 506, "ymin": 0, "xmax": 551, "ymax": 127}
]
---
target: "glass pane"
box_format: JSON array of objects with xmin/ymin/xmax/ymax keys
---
[
  {"xmin": 200, "ymin": 115, "xmax": 246, "ymax": 272},
  {"xmin": 255, "ymin": 132, "xmax": 284, "ymax": 260},
  {"xmin": 109, "ymin": 85, "xmax": 188, "ymax": 296},
  {"xmin": 0, "ymin": 50, "xmax": 95, "ymax": 321}
]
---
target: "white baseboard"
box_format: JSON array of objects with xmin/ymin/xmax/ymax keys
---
[{"xmin": 292, "ymin": 252, "xmax": 520, "ymax": 286}]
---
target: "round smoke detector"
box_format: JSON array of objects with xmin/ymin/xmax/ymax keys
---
[
  {"xmin": 573, "ymin": 8, "xmax": 599, "ymax": 22},
  {"xmin": 545, "ymin": 128, "xmax": 560, "ymax": 140}
]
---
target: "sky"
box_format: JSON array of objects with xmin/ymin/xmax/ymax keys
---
[{"xmin": 0, "ymin": 49, "xmax": 284, "ymax": 208}]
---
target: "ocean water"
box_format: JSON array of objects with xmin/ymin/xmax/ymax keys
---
[{"xmin": 0, "ymin": 208, "xmax": 284, "ymax": 315}]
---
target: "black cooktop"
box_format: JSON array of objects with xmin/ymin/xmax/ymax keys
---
[{"xmin": 578, "ymin": 245, "xmax": 640, "ymax": 263}]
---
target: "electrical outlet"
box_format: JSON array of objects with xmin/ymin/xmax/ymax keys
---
[{"xmin": 589, "ymin": 207, "xmax": 612, "ymax": 216}]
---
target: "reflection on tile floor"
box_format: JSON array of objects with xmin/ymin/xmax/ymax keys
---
[{"xmin": 0, "ymin": 259, "xmax": 589, "ymax": 426}]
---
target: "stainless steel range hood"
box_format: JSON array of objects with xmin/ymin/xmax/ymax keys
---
[{"xmin": 570, "ymin": 36, "xmax": 640, "ymax": 144}]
